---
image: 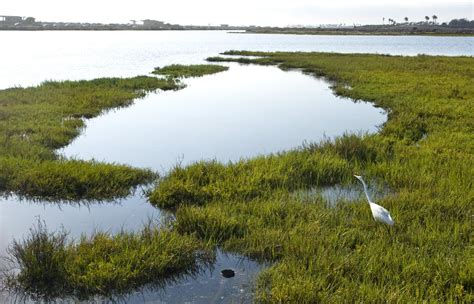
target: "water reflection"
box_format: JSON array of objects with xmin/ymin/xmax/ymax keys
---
[
  {"xmin": 1, "ymin": 249, "xmax": 263, "ymax": 304},
  {"xmin": 60, "ymin": 64, "xmax": 386, "ymax": 170},
  {"xmin": 0, "ymin": 192, "xmax": 160, "ymax": 257},
  {"xmin": 121, "ymin": 250, "xmax": 263, "ymax": 304},
  {"xmin": 292, "ymin": 182, "xmax": 393, "ymax": 206}
]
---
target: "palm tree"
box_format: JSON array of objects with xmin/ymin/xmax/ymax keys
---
[
  {"xmin": 383, "ymin": 17, "xmax": 385, "ymax": 25},
  {"xmin": 425, "ymin": 16, "xmax": 430, "ymax": 23},
  {"xmin": 404, "ymin": 17, "xmax": 409, "ymax": 23},
  {"xmin": 432, "ymin": 15, "xmax": 438, "ymax": 24}
]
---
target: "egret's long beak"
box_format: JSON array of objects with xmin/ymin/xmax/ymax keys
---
[{"xmin": 354, "ymin": 175, "xmax": 362, "ymax": 179}]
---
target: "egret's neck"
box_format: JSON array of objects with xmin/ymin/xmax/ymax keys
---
[{"xmin": 359, "ymin": 178, "xmax": 372, "ymax": 203}]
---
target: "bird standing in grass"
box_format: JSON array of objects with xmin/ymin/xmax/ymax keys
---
[{"xmin": 354, "ymin": 175, "xmax": 394, "ymax": 226}]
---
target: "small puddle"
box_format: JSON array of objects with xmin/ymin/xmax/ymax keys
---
[{"xmin": 292, "ymin": 182, "xmax": 392, "ymax": 206}]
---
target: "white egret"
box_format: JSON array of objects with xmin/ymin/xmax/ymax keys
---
[{"xmin": 354, "ymin": 175, "xmax": 394, "ymax": 226}]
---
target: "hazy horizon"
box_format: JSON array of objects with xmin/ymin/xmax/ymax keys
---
[{"xmin": 2, "ymin": 0, "xmax": 473, "ymax": 26}]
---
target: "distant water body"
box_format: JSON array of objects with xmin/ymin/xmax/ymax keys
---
[{"xmin": 0, "ymin": 30, "xmax": 472, "ymax": 89}]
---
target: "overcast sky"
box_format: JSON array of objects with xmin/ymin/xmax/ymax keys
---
[{"xmin": 2, "ymin": 0, "xmax": 472, "ymax": 26}]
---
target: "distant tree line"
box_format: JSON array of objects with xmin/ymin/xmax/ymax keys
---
[
  {"xmin": 447, "ymin": 18, "xmax": 474, "ymax": 28},
  {"xmin": 382, "ymin": 16, "xmax": 473, "ymax": 28}
]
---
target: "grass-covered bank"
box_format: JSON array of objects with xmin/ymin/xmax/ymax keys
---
[
  {"xmin": 0, "ymin": 76, "xmax": 178, "ymax": 201},
  {"xmin": 153, "ymin": 64, "xmax": 229, "ymax": 78},
  {"xmin": 1, "ymin": 64, "xmax": 233, "ymax": 301},
  {"xmin": 148, "ymin": 52, "xmax": 473, "ymax": 302},
  {"xmin": 3, "ymin": 221, "xmax": 214, "ymax": 301},
  {"xmin": 0, "ymin": 64, "xmax": 229, "ymax": 201}
]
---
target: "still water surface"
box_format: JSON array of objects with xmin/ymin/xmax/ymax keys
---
[
  {"xmin": 0, "ymin": 31, "xmax": 472, "ymax": 89},
  {"xmin": 0, "ymin": 31, "xmax": 472, "ymax": 302}
]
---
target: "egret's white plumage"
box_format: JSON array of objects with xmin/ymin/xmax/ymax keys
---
[{"xmin": 354, "ymin": 175, "xmax": 394, "ymax": 226}]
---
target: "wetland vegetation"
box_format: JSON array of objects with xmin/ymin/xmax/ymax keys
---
[
  {"xmin": 2, "ymin": 53, "xmax": 473, "ymax": 302},
  {"xmin": 0, "ymin": 76, "xmax": 177, "ymax": 201},
  {"xmin": 152, "ymin": 64, "xmax": 229, "ymax": 78},
  {"xmin": 4, "ymin": 220, "xmax": 214, "ymax": 301},
  {"xmin": 0, "ymin": 64, "xmax": 229, "ymax": 300},
  {"xmin": 0, "ymin": 65, "xmax": 228, "ymax": 201},
  {"xmin": 153, "ymin": 51, "xmax": 473, "ymax": 302}
]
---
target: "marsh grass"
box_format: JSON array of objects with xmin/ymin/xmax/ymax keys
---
[
  {"xmin": 152, "ymin": 64, "xmax": 229, "ymax": 78},
  {"xmin": 0, "ymin": 76, "xmax": 182, "ymax": 200},
  {"xmin": 0, "ymin": 65, "xmax": 235, "ymax": 301},
  {"xmin": 147, "ymin": 51, "xmax": 474, "ymax": 302},
  {"xmin": 0, "ymin": 64, "xmax": 229, "ymax": 200},
  {"xmin": 3, "ymin": 220, "xmax": 214, "ymax": 301}
]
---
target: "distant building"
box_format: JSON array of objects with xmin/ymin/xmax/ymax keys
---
[
  {"xmin": 24, "ymin": 17, "xmax": 36, "ymax": 23},
  {"xmin": 0, "ymin": 15, "xmax": 24, "ymax": 24},
  {"xmin": 142, "ymin": 19, "xmax": 165, "ymax": 27}
]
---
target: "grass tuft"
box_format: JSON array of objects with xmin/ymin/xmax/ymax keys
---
[
  {"xmin": 152, "ymin": 64, "xmax": 229, "ymax": 78},
  {"xmin": 3, "ymin": 220, "xmax": 214, "ymax": 301}
]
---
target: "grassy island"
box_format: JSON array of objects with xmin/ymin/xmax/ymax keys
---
[
  {"xmin": 4, "ymin": 221, "xmax": 214, "ymax": 301},
  {"xmin": 153, "ymin": 64, "xmax": 229, "ymax": 78}
]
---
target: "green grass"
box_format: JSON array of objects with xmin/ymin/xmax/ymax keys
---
[
  {"xmin": 152, "ymin": 64, "xmax": 229, "ymax": 78},
  {"xmin": 149, "ymin": 149, "xmax": 351, "ymax": 209},
  {"xmin": 0, "ymin": 75, "xmax": 182, "ymax": 201},
  {"xmin": 3, "ymin": 220, "xmax": 214, "ymax": 301},
  {"xmin": 147, "ymin": 51, "xmax": 473, "ymax": 302},
  {"xmin": 0, "ymin": 64, "xmax": 229, "ymax": 301},
  {"xmin": 0, "ymin": 64, "xmax": 226, "ymax": 201}
]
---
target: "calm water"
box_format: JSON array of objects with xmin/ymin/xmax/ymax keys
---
[
  {"xmin": 60, "ymin": 64, "xmax": 385, "ymax": 169},
  {"xmin": 0, "ymin": 31, "xmax": 472, "ymax": 89},
  {"xmin": 0, "ymin": 31, "xmax": 472, "ymax": 302}
]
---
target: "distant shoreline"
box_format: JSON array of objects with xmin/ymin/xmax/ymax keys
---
[
  {"xmin": 242, "ymin": 26, "xmax": 474, "ymax": 37},
  {"xmin": 1, "ymin": 28, "xmax": 472, "ymax": 37},
  {"xmin": 0, "ymin": 27, "xmax": 238, "ymax": 31},
  {"xmin": 1, "ymin": 23, "xmax": 473, "ymax": 37}
]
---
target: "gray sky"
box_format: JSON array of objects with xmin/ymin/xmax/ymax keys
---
[{"xmin": 2, "ymin": 0, "xmax": 472, "ymax": 26}]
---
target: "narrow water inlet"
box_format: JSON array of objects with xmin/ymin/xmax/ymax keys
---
[
  {"xmin": 59, "ymin": 63, "xmax": 386, "ymax": 170},
  {"xmin": 292, "ymin": 182, "xmax": 393, "ymax": 207}
]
